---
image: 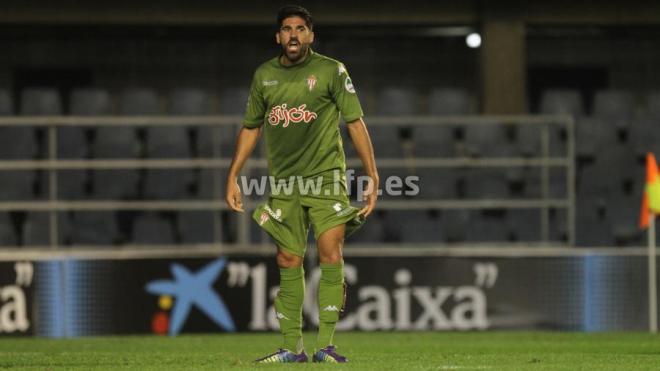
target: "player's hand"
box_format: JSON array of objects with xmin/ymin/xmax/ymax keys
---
[
  {"xmin": 357, "ymin": 175, "xmax": 378, "ymax": 218},
  {"xmin": 225, "ymin": 177, "xmax": 244, "ymax": 212}
]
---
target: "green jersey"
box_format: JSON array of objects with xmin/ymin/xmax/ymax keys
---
[{"xmin": 243, "ymin": 50, "xmax": 363, "ymax": 179}]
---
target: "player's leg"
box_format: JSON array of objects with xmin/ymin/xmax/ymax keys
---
[
  {"xmin": 274, "ymin": 247, "xmax": 305, "ymax": 353},
  {"xmin": 314, "ymin": 224, "xmax": 348, "ymax": 363},
  {"xmin": 252, "ymin": 197, "xmax": 309, "ymax": 363}
]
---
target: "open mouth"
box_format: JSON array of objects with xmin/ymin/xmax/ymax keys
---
[{"xmin": 287, "ymin": 41, "xmax": 300, "ymax": 52}]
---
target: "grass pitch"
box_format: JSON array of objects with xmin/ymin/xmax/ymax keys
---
[{"xmin": 0, "ymin": 332, "xmax": 658, "ymax": 370}]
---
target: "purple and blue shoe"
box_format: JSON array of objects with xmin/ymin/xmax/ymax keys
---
[
  {"xmin": 313, "ymin": 345, "xmax": 348, "ymax": 363},
  {"xmin": 254, "ymin": 349, "xmax": 308, "ymax": 363}
]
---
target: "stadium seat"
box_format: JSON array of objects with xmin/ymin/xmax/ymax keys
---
[
  {"xmin": 0, "ymin": 171, "xmax": 35, "ymax": 200},
  {"xmin": 427, "ymin": 88, "xmax": 473, "ymax": 115},
  {"xmin": 205, "ymin": 87, "xmax": 248, "ymax": 158},
  {"xmin": 439, "ymin": 209, "xmax": 473, "ymax": 243},
  {"xmin": 464, "ymin": 210, "xmax": 509, "ymax": 243},
  {"xmin": 463, "ymin": 168, "xmax": 510, "ymax": 199},
  {"xmin": 119, "ymin": 88, "xmax": 161, "ymax": 115},
  {"xmin": 646, "ymin": 91, "xmax": 660, "ymax": 120},
  {"xmin": 378, "ymin": 87, "xmax": 416, "ymax": 116},
  {"xmin": 576, "ymin": 196, "xmax": 614, "ymax": 246},
  {"xmin": 414, "ymin": 168, "xmax": 457, "ymax": 199},
  {"xmin": 521, "ymin": 167, "xmax": 567, "ymax": 199},
  {"xmin": 70, "ymin": 211, "xmax": 119, "ymax": 245},
  {"xmin": 593, "ymin": 90, "xmax": 634, "ymax": 128},
  {"xmin": 507, "ymin": 209, "xmax": 541, "ymax": 242},
  {"xmin": 575, "ymin": 118, "xmax": 619, "ymax": 159},
  {"xmin": 22, "ymin": 212, "xmax": 70, "ymax": 246},
  {"xmin": 141, "ymin": 89, "xmax": 198, "ymax": 199},
  {"xmin": 395, "ymin": 210, "xmax": 444, "ymax": 243},
  {"xmin": 144, "ymin": 99, "xmax": 194, "ymax": 199},
  {"xmin": 0, "ymin": 213, "xmax": 16, "ymax": 246},
  {"xmin": 517, "ymin": 122, "xmax": 566, "ymax": 157},
  {"xmin": 170, "ymin": 88, "xmax": 210, "ymax": 115},
  {"xmin": 0, "ymin": 89, "xmax": 11, "ymax": 115},
  {"xmin": 608, "ymin": 195, "xmax": 643, "ymax": 246},
  {"xmin": 539, "ymin": 89, "xmax": 585, "ymax": 118},
  {"xmin": 369, "ymin": 126, "xmax": 404, "ymax": 158},
  {"xmin": 412, "ymin": 125, "xmax": 455, "ymax": 157},
  {"xmin": 373, "ymin": 87, "xmax": 414, "ymax": 158},
  {"xmin": 349, "ymin": 211, "xmax": 385, "ymax": 243},
  {"xmin": 628, "ymin": 119, "xmax": 660, "ymax": 157},
  {"xmin": 463, "ymin": 122, "xmax": 511, "ymax": 157},
  {"xmin": 20, "ymin": 88, "xmax": 62, "ymax": 116},
  {"xmin": 196, "ymin": 169, "xmax": 227, "ymax": 199},
  {"xmin": 132, "ymin": 212, "xmax": 176, "ymax": 245},
  {"xmin": 177, "ymin": 210, "xmax": 217, "ymax": 244},
  {"xmin": 579, "ymin": 145, "xmax": 636, "ymax": 197}
]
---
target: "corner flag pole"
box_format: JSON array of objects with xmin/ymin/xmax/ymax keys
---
[{"xmin": 649, "ymin": 215, "xmax": 658, "ymax": 333}]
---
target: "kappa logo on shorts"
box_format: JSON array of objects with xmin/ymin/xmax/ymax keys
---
[
  {"xmin": 323, "ymin": 305, "xmax": 340, "ymax": 312},
  {"xmin": 332, "ymin": 203, "xmax": 343, "ymax": 212}
]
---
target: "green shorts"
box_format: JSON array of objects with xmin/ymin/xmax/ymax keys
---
[{"xmin": 252, "ymin": 169, "xmax": 365, "ymax": 257}]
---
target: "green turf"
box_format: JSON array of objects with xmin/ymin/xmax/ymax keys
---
[{"xmin": 0, "ymin": 332, "xmax": 658, "ymax": 370}]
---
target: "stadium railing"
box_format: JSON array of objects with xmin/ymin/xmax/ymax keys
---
[{"xmin": 0, "ymin": 114, "xmax": 574, "ymax": 250}]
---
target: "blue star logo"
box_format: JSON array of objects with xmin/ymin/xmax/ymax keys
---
[{"xmin": 145, "ymin": 258, "xmax": 236, "ymax": 335}]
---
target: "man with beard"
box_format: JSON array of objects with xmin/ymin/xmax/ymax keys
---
[{"xmin": 225, "ymin": 4, "xmax": 378, "ymax": 364}]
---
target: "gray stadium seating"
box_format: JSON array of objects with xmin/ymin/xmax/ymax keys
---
[
  {"xmin": 427, "ymin": 88, "xmax": 473, "ymax": 115},
  {"xmin": 205, "ymin": 87, "xmax": 248, "ymax": 158},
  {"xmin": 177, "ymin": 210, "xmax": 217, "ymax": 244},
  {"xmin": 576, "ymin": 196, "xmax": 613, "ymax": 246},
  {"xmin": 0, "ymin": 213, "xmax": 16, "ymax": 246},
  {"xmin": 575, "ymin": 118, "xmax": 618, "ymax": 159},
  {"xmin": 646, "ymin": 91, "xmax": 660, "ymax": 120},
  {"xmin": 373, "ymin": 87, "xmax": 414, "ymax": 158},
  {"xmin": 464, "ymin": 122, "xmax": 511, "ymax": 157},
  {"xmin": 0, "ymin": 91, "xmax": 34, "ymax": 200},
  {"xmin": 395, "ymin": 210, "xmax": 444, "ymax": 243},
  {"xmin": 132, "ymin": 212, "xmax": 175, "ymax": 245},
  {"xmin": 70, "ymin": 211, "xmax": 118, "ymax": 245},
  {"xmin": 414, "ymin": 168, "xmax": 457, "ymax": 199},
  {"xmin": 463, "ymin": 168, "xmax": 510, "ymax": 199},
  {"xmin": 593, "ymin": 90, "xmax": 634, "ymax": 128},
  {"xmin": 349, "ymin": 211, "xmax": 385, "ymax": 243},
  {"xmin": 539, "ymin": 89, "xmax": 585, "ymax": 118},
  {"xmin": 22, "ymin": 212, "xmax": 70, "ymax": 246},
  {"xmin": 507, "ymin": 209, "xmax": 541, "ymax": 242},
  {"xmin": 465, "ymin": 211, "xmax": 509, "ymax": 243}
]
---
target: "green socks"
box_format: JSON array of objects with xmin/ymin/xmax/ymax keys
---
[
  {"xmin": 317, "ymin": 262, "xmax": 344, "ymax": 348},
  {"xmin": 275, "ymin": 266, "xmax": 305, "ymax": 353}
]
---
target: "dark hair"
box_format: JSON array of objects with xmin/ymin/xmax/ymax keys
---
[{"xmin": 277, "ymin": 5, "xmax": 313, "ymax": 30}]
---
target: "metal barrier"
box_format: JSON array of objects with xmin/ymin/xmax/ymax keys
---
[{"xmin": 0, "ymin": 114, "xmax": 574, "ymax": 249}]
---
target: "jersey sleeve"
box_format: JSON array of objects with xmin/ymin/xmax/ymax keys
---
[
  {"xmin": 242, "ymin": 71, "xmax": 266, "ymax": 128},
  {"xmin": 331, "ymin": 62, "xmax": 364, "ymax": 123}
]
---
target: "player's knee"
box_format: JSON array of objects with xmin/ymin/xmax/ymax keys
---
[
  {"xmin": 319, "ymin": 249, "xmax": 343, "ymax": 264},
  {"xmin": 276, "ymin": 249, "xmax": 303, "ymax": 268}
]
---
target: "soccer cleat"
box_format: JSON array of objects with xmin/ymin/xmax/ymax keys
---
[
  {"xmin": 254, "ymin": 349, "xmax": 308, "ymax": 363},
  {"xmin": 313, "ymin": 345, "xmax": 348, "ymax": 363}
]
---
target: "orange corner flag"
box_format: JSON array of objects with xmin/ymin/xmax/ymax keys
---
[{"xmin": 640, "ymin": 153, "xmax": 660, "ymax": 229}]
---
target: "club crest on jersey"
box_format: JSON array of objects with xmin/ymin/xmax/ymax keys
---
[
  {"xmin": 267, "ymin": 103, "xmax": 318, "ymax": 127},
  {"xmin": 307, "ymin": 75, "xmax": 317, "ymax": 92}
]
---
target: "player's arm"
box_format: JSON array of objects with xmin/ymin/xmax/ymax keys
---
[
  {"xmin": 225, "ymin": 126, "xmax": 261, "ymax": 212},
  {"xmin": 346, "ymin": 118, "xmax": 379, "ymax": 218}
]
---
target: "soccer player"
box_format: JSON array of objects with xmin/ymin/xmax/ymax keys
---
[{"xmin": 225, "ymin": 4, "xmax": 378, "ymax": 364}]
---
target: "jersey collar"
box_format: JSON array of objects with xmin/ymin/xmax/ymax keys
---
[{"xmin": 278, "ymin": 48, "xmax": 314, "ymax": 69}]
